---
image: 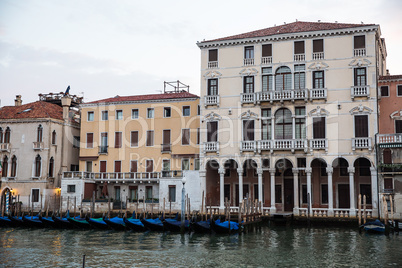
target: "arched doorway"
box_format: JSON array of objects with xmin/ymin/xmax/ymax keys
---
[
  {"xmin": 332, "ymin": 158, "xmax": 350, "ymax": 209},
  {"xmin": 354, "ymin": 158, "xmax": 372, "ymax": 208},
  {"xmin": 275, "ymin": 159, "xmax": 293, "ymax": 212},
  {"xmin": 223, "ymin": 159, "xmax": 238, "ymax": 206},
  {"xmin": 238, "ymin": 159, "xmax": 257, "ymax": 205},
  {"xmin": 205, "ymin": 160, "xmax": 219, "ymax": 206},
  {"xmin": 310, "ymin": 158, "xmax": 327, "ymax": 208}
]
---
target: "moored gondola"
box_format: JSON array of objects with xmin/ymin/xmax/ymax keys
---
[
  {"xmin": 52, "ymin": 211, "xmax": 76, "ymax": 229},
  {"xmin": 67, "ymin": 216, "xmax": 92, "ymax": 229},
  {"xmin": 39, "ymin": 215, "xmax": 58, "ymax": 228},
  {"xmin": 140, "ymin": 217, "xmax": 165, "ymax": 232},
  {"xmin": 211, "ymin": 219, "xmax": 240, "ymax": 234},
  {"xmin": 123, "ymin": 212, "xmax": 146, "ymax": 232},
  {"xmin": 103, "ymin": 216, "xmax": 126, "ymax": 231},
  {"xmin": 86, "ymin": 215, "xmax": 110, "ymax": 230},
  {"xmin": 163, "ymin": 214, "xmax": 190, "ymax": 232},
  {"xmin": 8, "ymin": 215, "xmax": 24, "ymax": 227},
  {"xmin": 190, "ymin": 220, "xmax": 211, "ymax": 233},
  {"xmin": 0, "ymin": 216, "xmax": 13, "ymax": 227},
  {"xmin": 22, "ymin": 215, "xmax": 44, "ymax": 228}
]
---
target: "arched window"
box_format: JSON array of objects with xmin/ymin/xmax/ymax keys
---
[
  {"xmin": 4, "ymin": 127, "xmax": 11, "ymax": 143},
  {"xmin": 2, "ymin": 156, "xmax": 8, "ymax": 178},
  {"xmin": 49, "ymin": 157, "xmax": 54, "ymax": 178},
  {"xmin": 51, "ymin": 130, "xmax": 57, "ymax": 145},
  {"xmin": 275, "ymin": 66, "xmax": 292, "ymax": 91},
  {"xmin": 37, "ymin": 125, "xmax": 43, "ymax": 142},
  {"xmin": 11, "ymin": 156, "xmax": 17, "ymax": 177},
  {"xmin": 0, "ymin": 127, "xmax": 3, "ymax": 143},
  {"xmin": 34, "ymin": 155, "xmax": 41, "ymax": 177},
  {"xmin": 275, "ymin": 108, "xmax": 292, "ymax": 139}
]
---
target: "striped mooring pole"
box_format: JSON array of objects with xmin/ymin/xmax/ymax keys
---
[{"xmin": 5, "ymin": 191, "xmax": 10, "ymax": 215}]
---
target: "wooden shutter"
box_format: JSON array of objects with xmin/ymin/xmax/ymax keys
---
[
  {"xmin": 114, "ymin": 161, "xmax": 121, "ymax": 173},
  {"xmin": 207, "ymin": 121, "xmax": 218, "ymax": 142},
  {"xmin": 146, "ymin": 131, "xmax": 154, "ymax": 146},
  {"xmin": 294, "ymin": 41, "xmax": 304, "ymax": 54},
  {"xmin": 354, "ymin": 35, "xmax": 365, "ymax": 49},
  {"xmin": 209, "ymin": 49, "xmax": 217, "ymax": 61},
  {"xmin": 163, "ymin": 129, "xmax": 171, "ymax": 145},
  {"xmin": 262, "ymin": 44, "xmax": 272, "ymax": 57},
  {"xmin": 313, "ymin": 39, "xmax": 323, "ymax": 52},
  {"xmin": 115, "ymin": 132, "xmax": 122, "ymax": 148},
  {"xmin": 146, "ymin": 160, "xmax": 153, "ymax": 172},
  {"xmin": 182, "ymin": 129, "xmax": 190, "ymax": 145},
  {"xmin": 396, "ymin": 120, "xmax": 402, "ymax": 133},
  {"xmin": 87, "ymin": 133, "xmax": 93, "ymax": 148},
  {"xmin": 384, "ymin": 178, "xmax": 393, "ymax": 190},
  {"xmin": 383, "ymin": 149, "xmax": 392, "ymax": 164},
  {"xmin": 355, "ymin": 115, "xmax": 368, "ymax": 137},
  {"xmin": 100, "ymin": 161, "xmax": 107, "ymax": 173},
  {"xmin": 130, "ymin": 160, "xmax": 137, "ymax": 173},
  {"xmin": 313, "ymin": 117, "xmax": 325, "ymax": 139},
  {"xmin": 131, "ymin": 131, "xmax": 138, "ymax": 147}
]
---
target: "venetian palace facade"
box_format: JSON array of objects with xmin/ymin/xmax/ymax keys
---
[{"xmin": 197, "ymin": 21, "xmax": 387, "ymax": 218}]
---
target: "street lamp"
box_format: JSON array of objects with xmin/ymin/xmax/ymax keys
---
[{"xmin": 181, "ymin": 177, "xmax": 186, "ymax": 233}]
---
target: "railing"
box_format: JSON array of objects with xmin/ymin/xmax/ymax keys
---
[
  {"xmin": 98, "ymin": 146, "xmax": 108, "ymax": 154},
  {"xmin": 161, "ymin": 170, "xmax": 183, "ymax": 178},
  {"xmin": 256, "ymin": 139, "xmax": 307, "ymax": 152},
  {"xmin": 243, "ymin": 58, "xmax": 254, "ymax": 66},
  {"xmin": 203, "ymin": 141, "xmax": 219, "ymax": 153},
  {"xmin": 258, "ymin": 140, "xmax": 272, "ymax": 152},
  {"xmin": 208, "ymin": 61, "xmax": 218, "ymax": 68},
  {"xmin": 294, "ymin": 54, "xmax": 305, "ymax": 61},
  {"xmin": 312, "ymin": 52, "xmax": 324, "ymax": 60},
  {"xmin": 39, "ymin": 92, "xmax": 83, "ymax": 104},
  {"xmin": 312, "ymin": 209, "xmax": 328, "ymax": 217},
  {"xmin": 241, "ymin": 92, "xmax": 257, "ymax": 104},
  {"xmin": 310, "ymin": 88, "xmax": 327, "ymax": 100},
  {"xmin": 351, "ymin": 85, "xmax": 369, "ymax": 99},
  {"xmin": 240, "ymin": 141, "xmax": 256, "ymax": 152},
  {"xmin": 352, "ymin": 137, "xmax": 372, "ymax": 150},
  {"xmin": 354, "ymin": 48, "xmax": 366, "ymax": 57},
  {"xmin": 204, "ymin": 95, "xmax": 219, "ymax": 106},
  {"xmin": 63, "ymin": 171, "xmax": 185, "ymax": 181},
  {"xmin": 0, "ymin": 143, "xmax": 10, "ymax": 152},
  {"xmin": 33, "ymin": 142, "xmax": 44, "ymax": 150},
  {"xmin": 161, "ymin": 144, "xmax": 171, "ymax": 153},
  {"xmin": 377, "ymin": 133, "xmax": 402, "ymax": 144},
  {"xmin": 256, "ymin": 89, "xmax": 308, "ymax": 103},
  {"xmin": 310, "ymin": 139, "xmax": 328, "ymax": 151},
  {"xmin": 261, "ymin": 56, "xmax": 272, "ymax": 65}
]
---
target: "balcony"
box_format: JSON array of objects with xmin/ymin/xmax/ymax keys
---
[
  {"xmin": 243, "ymin": 58, "xmax": 254, "ymax": 66},
  {"xmin": 352, "ymin": 137, "xmax": 371, "ymax": 150},
  {"xmin": 261, "ymin": 56, "xmax": 272, "ymax": 65},
  {"xmin": 310, "ymin": 88, "xmax": 327, "ymax": 100},
  {"xmin": 312, "ymin": 52, "xmax": 324, "ymax": 60},
  {"xmin": 254, "ymin": 89, "xmax": 308, "ymax": 104},
  {"xmin": 377, "ymin": 134, "xmax": 402, "ymax": 148},
  {"xmin": 203, "ymin": 141, "xmax": 219, "ymax": 153},
  {"xmin": 204, "ymin": 95, "xmax": 219, "ymax": 107},
  {"xmin": 161, "ymin": 144, "xmax": 171, "ymax": 153},
  {"xmin": 354, "ymin": 48, "xmax": 366, "ymax": 57},
  {"xmin": 255, "ymin": 139, "xmax": 308, "ymax": 153},
  {"xmin": 33, "ymin": 142, "xmax": 44, "ymax": 150},
  {"xmin": 240, "ymin": 141, "xmax": 256, "ymax": 152},
  {"xmin": 351, "ymin": 86, "xmax": 369, "ymax": 99},
  {"xmin": 310, "ymin": 139, "xmax": 328, "ymax": 151},
  {"xmin": 208, "ymin": 61, "xmax": 218, "ymax": 68},
  {"xmin": 98, "ymin": 146, "xmax": 108, "ymax": 154},
  {"xmin": 294, "ymin": 54, "xmax": 305, "ymax": 61},
  {"xmin": 241, "ymin": 93, "xmax": 257, "ymax": 104},
  {"xmin": 0, "ymin": 143, "xmax": 10, "ymax": 152}
]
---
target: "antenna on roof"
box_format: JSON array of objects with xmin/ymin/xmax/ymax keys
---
[{"xmin": 164, "ymin": 80, "xmax": 189, "ymax": 94}]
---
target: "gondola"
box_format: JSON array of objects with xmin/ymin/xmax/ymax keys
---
[
  {"xmin": 103, "ymin": 216, "xmax": 126, "ymax": 231},
  {"xmin": 8, "ymin": 215, "xmax": 24, "ymax": 227},
  {"xmin": 211, "ymin": 219, "xmax": 240, "ymax": 234},
  {"xmin": 22, "ymin": 215, "xmax": 44, "ymax": 228},
  {"xmin": 123, "ymin": 212, "xmax": 146, "ymax": 232},
  {"xmin": 163, "ymin": 214, "xmax": 190, "ymax": 232},
  {"xmin": 0, "ymin": 216, "xmax": 13, "ymax": 227},
  {"xmin": 361, "ymin": 219, "xmax": 385, "ymax": 233},
  {"xmin": 190, "ymin": 220, "xmax": 211, "ymax": 233},
  {"xmin": 39, "ymin": 215, "xmax": 58, "ymax": 228},
  {"xmin": 140, "ymin": 217, "xmax": 165, "ymax": 232},
  {"xmin": 52, "ymin": 211, "xmax": 76, "ymax": 229},
  {"xmin": 86, "ymin": 215, "xmax": 110, "ymax": 230},
  {"xmin": 67, "ymin": 215, "xmax": 92, "ymax": 229}
]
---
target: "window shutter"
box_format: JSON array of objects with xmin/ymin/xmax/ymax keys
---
[
  {"xmin": 100, "ymin": 161, "xmax": 107, "ymax": 173},
  {"xmin": 163, "ymin": 129, "xmax": 171, "ymax": 145},
  {"xmin": 115, "ymin": 132, "xmax": 122, "ymax": 148},
  {"xmin": 355, "ymin": 115, "xmax": 368, "ymax": 137},
  {"xmin": 294, "ymin": 41, "xmax": 304, "ymax": 54},
  {"xmin": 146, "ymin": 160, "xmax": 153, "ymax": 173},
  {"xmin": 262, "ymin": 44, "xmax": 272, "ymax": 57},
  {"xmin": 182, "ymin": 129, "xmax": 190, "ymax": 145},
  {"xmin": 209, "ymin": 49, "xmax": 217, "ymax": 62},
  {"xmin": 114, "ymin": 161, "xmax": 121, "ymax": 173},
  {"xmin": 396, "ymin": 120, "xmax": 402, "ymax": 133},
  {"xmin": 313, "ymin": 39, "xmax": 323, "ymax": 52},
  {"xmin": 130, "ymin": 161, "xmax": 137, "ymax": 173},
  {"xmin": 87, "ymin": 133, "xmax": 93, "ymax": 148},
  {"xmin": 243, "ymin": 120, "xmax": 255, "ymax": 141},
  {"xmin": 354, "ymin": 35, "xmax": 365, "ymax": 49},
  {"xmin": 383, "ymin": 149, "xmax": 392, "ymax": 164},
  {"xmin": 207, "ymin": 122, "xmax": 218, "ymax": 142},
  {"xmin": 131, "ymin": 131, "xmax": 138, "ymax": 147}
]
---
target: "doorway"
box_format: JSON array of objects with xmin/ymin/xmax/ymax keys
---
[
  {"xmin": 338, "ymin": 184, "xmax": 350, "ymax": 208},
  {"xmin": 284, "ymin": 179, "xmax": 294, "ymax": 211}
]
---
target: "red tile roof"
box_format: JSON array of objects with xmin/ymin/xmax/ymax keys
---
[
  {"xmin": 0, "ymin": 101, "xmax": 63, "ymax": 120},
  {"xmin": 204, "ymin": 21, "xmax": 376, "ymax": 42},
  {"xmin": 85, "ymin": 91, "xmax": 199, "ymax": 104},
  {"xmin": 379, "ymin": 75, "xmax": 402, "ymax": 81}
]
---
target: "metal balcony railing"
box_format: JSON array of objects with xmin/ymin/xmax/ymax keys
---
[{"xmin": 98, "ymin": 146, "xmax": 108, "ymax": 154}]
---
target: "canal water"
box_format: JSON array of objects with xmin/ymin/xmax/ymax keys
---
[{"xmin": 1, "ymin": 225, "xmax": 402, "ymax": 267}]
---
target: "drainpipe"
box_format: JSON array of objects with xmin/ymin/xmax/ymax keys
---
[{"xmin": 375, "ymin": 32, "xmax": 381, "ymax": 219}]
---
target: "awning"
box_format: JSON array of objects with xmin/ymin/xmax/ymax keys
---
[
  {"xmin": 79, "ymin": 156, "xmax": 99, "ymax": 161},
  {"xmin": 172, "ymin": 154, "xmax": 199, "ymax": 159},
  {"xmin": 379, "ymin": 143, "xmax": 402, "ymax": 148}
]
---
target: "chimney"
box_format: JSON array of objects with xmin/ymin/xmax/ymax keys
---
[
  {"xmin": 61, "ymin": 95, "xmax": 72, "ymax": 122},
  {"xmin": 386, "ymin": 69, "xmax": 390, "ymax": 75},
  {"xmin": 15, "ymin": 95, "xmax": 22, "ymax": 106}
]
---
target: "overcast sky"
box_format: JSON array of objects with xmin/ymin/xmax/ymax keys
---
[{"xmin": 0, "ymin": 0, "xmax": 401, "ymax": 107}]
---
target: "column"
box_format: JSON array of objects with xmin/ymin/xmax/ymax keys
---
[
  {"xmin": 348, "ymin": 167, "xmax": 356, "ymax": 216},
  {"xmin": 218, "ymin": 168, "xmax": 225, "ymax": 209},
  {"xmin": 292, "ymin": 168, "xmax": 299, "ymax": 216},
  {"xmin": 257, "ymin": 168, "xmax": 263, "ymax": 204},
  {"xmin": 370, "ymin": 167, "xmax": 378, "ymax": 217},
  {"xmin": 292, "ymin": 115, "xmax": 296, "ymax": 139},
  {"xmin": 237, "ymin": 168, "xmax": 243, "ymax": 205},
  {"xmin": 306, "ymin": 168, "xmax": 312, "ymax": 214},
  {"xmin": 269, "ymin": 168, "xmax": 276, "ymax": 213},
  {"xmin": 326, "ymin": 167, "xmax": 334, "ymax": 217}
]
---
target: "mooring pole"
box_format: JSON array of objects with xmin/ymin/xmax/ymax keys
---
[
  {"xmin": 82, "ymin": 254, "xmax": 86, "ymax": 268},
  {"xmin": 181, "ymin": 178, "xmax": 186, "ymax": 233}
]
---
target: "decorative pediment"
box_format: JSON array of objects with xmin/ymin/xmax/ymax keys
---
[
  {"xmin": 349, "ymin": 104, "xmax": 373, "ymax": 115},
  {"xmin": 203, "ymin": 70, "xmax": 222, "ymax": 79},
  {"xmin": 390, "ymin": 110, "xmax": 402, "ymax": 119},
  {"xmin": 308, "ymin": 62, "xmax": 329, "ymax": 70},
  {"xmin": 349, "ymin": 58, "xmax": 371, "ymax": 67},
  {"xmin": 203, "ymin": 112, "xmax": 222, "ymax": 122},
  {"xmin": 239, "ymin": 110, "xmax": 259, "ymax": 120},
  {"xmin": 308, "ymin": 106, "xmax": 329, "ymax": 117},
  {"xmin": 239, "ymin": 68, "xmax": 258, "ymax": 76}
]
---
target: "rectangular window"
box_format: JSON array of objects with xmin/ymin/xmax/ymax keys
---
[
  {"xmin": 194, "ymin": 158, "xmax": 200, "ymax": 170},
  {"xmin": 294, "ymin": 64, "xmax": 305, "ymax": 90},
  {"xmin": 162, "ymin": 129, "xmax": 171, "ymax": 152},
  {"xmin": 182, "ymin": 129, "xmax": 190, "ymax": 145},
  {"xmin": 261, "ymin": 108, "xmax": 271, "ymax": 118},
  {"xmin": 245, "ymin": 46, "xmax": 254, "ymax": 58},
  {"xmin": 146, "ymin": 160, "xmax": 153, "ymax": 173},
  {"xmin": 243, "ymin": 76, "xmax": 254, "ymax": 93},
  {"xmin": 162, "ymin": 159, "xmax": 170, "ymax": 171},
  {"xmin": 182, "ymin": 106, "xmax": 190, "ymax": 116},
  {"xmin": 313, "ymin": 117, "xmax": 326, "ymax": 139},
  {"xmin": 169, "ymin": 186, "xmax": 176, "ymax": 202},
  {"xmin": 146, "ymin": 130, "xmax": 154, "ymax": 146},
  {"xmin": 275, "ymin": 185, "xmax": 282, "ymax": 203},
  {"xmin": 101, "ymin": 111, "xmax": 108, "ymax": 120},
  {"xmin": 87, "ymin": 111, "xmax": 94, "ymax": 122},
  {"xmin": 132, "ymin": 109, "xmax": 139, "ymax": 119},
  {"xmin": 354, "ymin": 35, "xmax": 365, "ymax": 49},
  {"xmin": 182, "ymin": 159, "xmax": 190, "ymax": 170},
  {"xmin": 73, "ymin": 136, "xmax": 80, "ymax": 149},
  {"xmin": 147, "ymin": 108, "xmax": 154, "ymax": 119},
  {"xmin": 207, "ymin": 121, "xmax": 218, "ymax": 142},
  {"xmin": 116, "ymin": 110, "xmax": 123, "ymax": 120},
  {"xmin": 397, "ymin": 85, "xmax": 402, "ymax": 96},
  {"xmin": 354, "ymin": 67, "xmax": 367, "ymax": 86},
  {"xmin": 355, "ymin": 115, "xmax": 368, "ymax": 137},
  {"xmin": 295, "ymin": 107, "xmax": 306, "ymax": 139},
  {"xmin": 146, "ymin": 186, "xmax": 153, "ymax": 200},
  {"xmin": 100, "ymin": 160, "xmax": 107, "ymax": 173},
  {"xmin": 115, "ymin": 132, "xmax": 122, "ymax": 148},
  {"xmin": 297, "ymin": 158, "xmax": 306, "ymax": 168},
  {"xmin": 130, "ymin": 160, "xmax": 138, "ymax": 173},
  {"xmin": 130, "ymin": 186, "xmax": 138, "ymax": 200},
  {"xmin": 31, "ymin": 189, "xmax": 39, "ymax": 202},
  {"xmin": 384, "ymin": 178, "xmax": 393, "ymax": 190},
  {"xmin": 164, "ymin": 107, "xmax": 171, "ymax": 118},
  {"xmin": 101, "ymin": 132, "xmax": 108, "ymax": 147},
  {"xmin": 294, "ymin": 41, "xmax": 305, "ymax": 54},
  {"xmin": 197, "ymin": 128, "xmax": 200, "ymax": 144},
  {"xmin": 86, "ymin": 133, "xmax": 93, "ymax": 148},
  {"xmin": 114, "ymin": 160, "xmax": 121, "ymax": 176},
  {"xmin": 243, "ymin": 120, "xmax": 255, "ymax": 141},
  {"xmin": 313, "ymin": 39, "xmax": 323, "ymax": 53},
  {"xmin": 262, "ymin": 44, "xmax": 272, "ymax": 57},
  {"xmin": 321, "ymin": 184, "xmax": 328, "ymax": 204},
  {"xmin": 208, "ymin": 79, "xmax": 218, "ymax": 95},
  {"xmin": 302, "ymin": 185, "xmax": 307, "ymax": 204},
  {"xmin": 262, "ymin": 119, "xmax": 271, "ymax": 140},
  {"xmin": 209, "ymin": 49, "xmax": 218, "ymax": 62},
  {"xmin": 86, "ymin": 161, "xmax": 92, "ymax": 172},
  {"xmin": 313, "ymin": 71, "xmax": 324, "ymax": 88},
  {"xmin": 197, "ymin": 105, "xmax": 201, "ymax": 116},
  {"xmin": 262, "ymin": 67, "xmax": 273, "ymax": 92},
  {"xmin": 396, "ymin": 120, "xmax": 402, "ymax": 133},
  {"xmin": 381, "ymin": 86, "xmax": 389, "ymax": 97},
  {"xmin": 130, "ymin": 131, "xmax": 138, "ymax": 147}
]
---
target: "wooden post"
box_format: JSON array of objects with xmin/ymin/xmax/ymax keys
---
[
  {"xmin": 390, "ymin": 195, "xmax": 394, "ymax": 227},
  {"xmin": 59, "ymin": 195, "xmax": 63, "ymax": 216},
  {"xmin": 28, "ymin": 194, "xmax": 31, "ymax": 215},
  {"xmin": 108, "ymin": 197, "xmax": 110, "ymax": 219},
  {"xmin": 363, "ymin": 195, "xmax": 367, "ymax": 224},
  {"xmin": 238, "ymin": 201, "xmax": 242, "ymax": 224},
  {"xmin": 143, "ymin": 198, "xmax": 145, "ymax": 219},
  {"xmin": 74, "ymin": 196, "xmax": 77, "ymax": 218},
  {"xmin": 169, "ymin": 200, "xmax": 172, "ymax": 217},
  {"xmin": 54, "ymin": 194, "xmax": 57, "ymax": 215},
  {"xmin": 163, "ymin": 197, "xmax": 165, "ymax": 218},
  {"xmin": 358, "ymin": 194, "xmax": 361, "ymax": 226},
  {"xmin": 383, "ymin": 195, "xmax": 388, "ymax": 225},
  {"xmin": 67, "ymin": 196, "xmax": 70, "ymax": 216},
  {"xmin": 201, "ymin": 191, "xmax": 204, "ymax": 222},
  {"xmin": 92, "ymin": 191, "xmax": 95, "ymax": 218},
  {"xmin": 40, "ymin": 194, "xmax": 43, "ymax": 211},
  {"xmin": 125, "ymin": 196, "xmax": 128, "ymax": 218},
  {"xmin": 151, "ymin": 197, "xmax": 154, "ymax": 218}
]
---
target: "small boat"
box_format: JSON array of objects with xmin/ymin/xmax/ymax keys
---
[
  {"xmin": 362, "ymin": 219, "xmax": 385, "ymax": 233},
  {"xmin": 39, "ymin": 215, "xmax": 58, "ymax": 228},
  {"xmin": 140, "ymin": 217, "xmax": 165, "ymax": 232},
  {"xmin": 104, "ymin": 216, "xmax": 126, "ymax": 231},
  {"xmin": 22, "ymin": 215, "xmax": 44, "ymax": 228},
  {"xmin": 123, "ymin": 212, "xmax": 146, "ymax": 232},
  {"xmin": 86, "ymin": 216, "xmax": 110, "ymax": 230},
  {"xmin": 8, "ymin": 215, "xmax": 24, "ymax": 227},
  {"xmin": 68, "ymin": 216, "xmax": 92, "ymax": 229},
  {"xmin": 211, "ymin": 219, "xmax": 241, "ymax": 234},
  {"xmin": 163, "ymin": 214, "xmax": 189, "ymax": 232},
  {"xmin": 0, "ymin": 216, "xmax": 13, "ymax": 227},
  {"xmin": 52, "ymin": 211, "xmax": 76, "ymax": 229},
  {"xmin": 190, "ymin": 220, "xmax": 211, "ymax": 233}
]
